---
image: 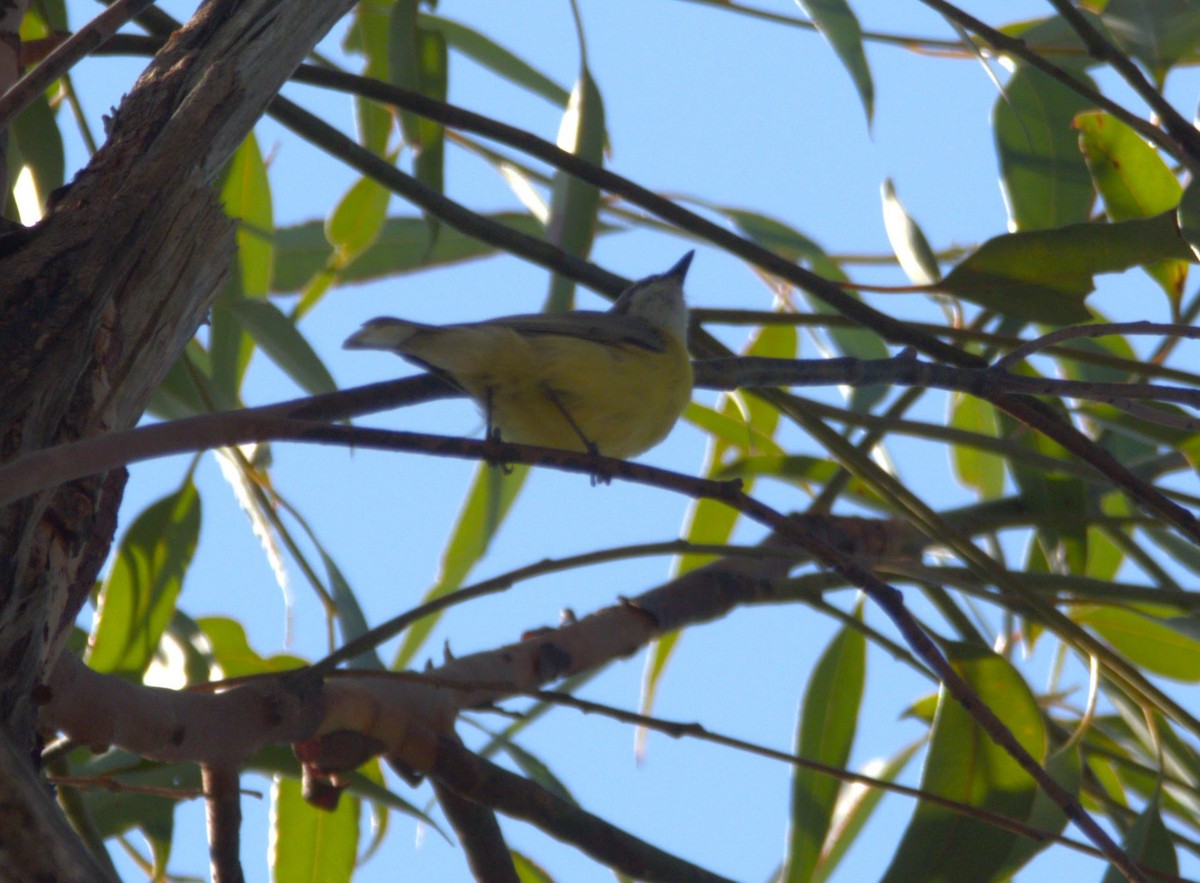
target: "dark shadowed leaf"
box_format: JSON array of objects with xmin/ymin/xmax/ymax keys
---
[
  {"xmin": 993, "ymin": 65, "xmax": 1095, "ymax": 231},
  {"xmin": 939, "ymin": 212, "xmax": 1193, "ymax": 322}
]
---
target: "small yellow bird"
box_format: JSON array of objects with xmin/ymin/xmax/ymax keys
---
[{"xmin": 344, "ymin": 252, "xmax": 694, "ymax": 459}]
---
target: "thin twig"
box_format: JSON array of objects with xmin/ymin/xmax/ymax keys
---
[
  {"xmin": 0, "ymin": 0, "xmax": 160, "ymax": 131},
  {"xmin": 995, "ymin": 321, "xmax": 1200, "ymax": 370},
  {"xmin": 429, "ymin": 737, "xmax": 736, "ymax": 883}
]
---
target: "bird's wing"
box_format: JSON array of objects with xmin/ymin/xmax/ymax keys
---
[{"xmin": 484, "ymin": 311, "xmax": 668, "ymax": 352}]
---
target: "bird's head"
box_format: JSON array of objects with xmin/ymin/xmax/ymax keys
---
[{"xmin": 610, "ymin": 251, "xmax": 693, "ymax": 342}]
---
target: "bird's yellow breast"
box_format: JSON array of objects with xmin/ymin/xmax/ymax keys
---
[{"xmin": 403, "ymin": 324, "xmax": 692, "ymax": 458}]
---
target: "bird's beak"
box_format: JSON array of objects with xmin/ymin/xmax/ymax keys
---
[{"xmin": 665, "ymin": 250, "xmax": 694, "ymax": 281}]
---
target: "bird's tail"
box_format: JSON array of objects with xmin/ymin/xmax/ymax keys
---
[{"xmin": 343, "ymin": 317, "xmax": 428, "ymax": 352}]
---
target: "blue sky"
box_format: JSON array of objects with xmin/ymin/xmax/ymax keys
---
[{"xmin": 48, "ymin": 1, "xmax": 1200, "ymax": 880}]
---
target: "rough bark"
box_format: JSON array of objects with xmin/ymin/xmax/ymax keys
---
[{"xmin": 0, "ymin": 0, "xmax": 355, "ymax": 874}]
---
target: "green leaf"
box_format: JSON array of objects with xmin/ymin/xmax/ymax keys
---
[
  {"xmin": 271, "ymin": 212, "xmax": 549, "ymax": 293},
  {"xmin": 10, "ymin": 93, "xmax": 64, "ymax": 219},
  {"xmin": 881, "ymin": 179, "xmax": 940, "ymax": 284},
  {"xmin": 487, "ymin": 730, "xmax": 576, "ymax": 804},
  {"xmin": 250, "ymin": 745, "xmax": 435, "ymax": 829},
  {"xmin": 220, "ymin": 133, "xmax": 275, "ymax": 298},
  {"xmin": 270, "ymin": 776, "xmax": 359, "ymax": 883},
  {"xmin": 1040, "ymin": 476, "xmax": 1088, "ymax": 575},
  {"xmin": 545, "ymin": 65, "xmax": 607, "ymax": 311},
  {"xmin": 949, "ymin": 395, "xmax": 1005, "ymax": 500},
  {"xmin": 880, "ymin": 643, "xmax": 1044, "ymax": 883},
  {"xmin": 1085, "ymin": 526, "xmax": 1125, "ymax": 583},
  {"xmin": 196, "ymin": 616, "xmax": 305, "ymax": 678},
  {"xmin": 787, "ymin": 243, "xmax": 891, "ymax": 412},
  {"xmin": 675, "ymin": 323, "xmax": 793, "ymax": 576},
  {"xmin": 1076, "ymin": 112, "xmax": 1182, "ymax": 221},
  {"xmin": 326, "ymin": 173, "xmax": 393, "ymax": 270},
  {"xmin": 723, "ymin": 207, "xmax": 826, "ymax": 263},
  {"xmin": 147, "ymin": 340, "xmax": 212, "ymax": 420},
  {"xmin": 684, "ymin": 402, "xmax": 786, "ymax": 457},
  {"xmin": 78, "ymin": 753, "xmax": 196, "ymax": 840},
  {"xmin": 1073, "ymin": 604, "xmax": 1200, "ymax": 681},
  {"xmin": 939, "ymin": 211, "xmax": 1193, "ymax": 323},
  {"xmin": 87, "ymin": 483, "xmax": 201, "ymax": 678},
  {"xmin": 713, "ymin": 454, "xmax": 888, "ymax": 510},
  {"xmin": 421, "ymin": 15, "xmax": 570, "ymax": 106},
  {"xmin": 797, "ymin": 0, "xmax": 874, "ymax": 126},
  {"xmin": 1076, "ymin": 110, "xmax": 1187, "ymax": 307},
  {"xmin": 784, "ymin": 614, "xmax": 866, "ymax": 883},
  {"xmin": 1144, "ymin": 525, "xmax": 1200, "ymax": 580},
  {"xmin": 390, "ymin": 8, "xmax": 448, "ymax": 246},
  {"xmin": 393, "ymin": 465, "xmax": 528, "ymax": 668},
  {"xmin": 209, "ymin": 274, "xmax": 252, "ymax": 400},
  {"xmin": 351, "ymin": 0, "xmax": 394, "ymax": 155},
  {"xmin": 992, "ymin": 65, "xmax": 1095, "ymax": 231},
  {"xmin": 320, "ymin": 551, "xmax": 384, "ymax": 671},
  {"xmin": 222, "ymin": 297, "xmax": 337, "ymax": 396},
  {"xmin": 994, "ymin": 745, "xmax": 1081, "ymax": 877},
  {"xmin": 644, "ymin": 323, "xmax": 793, "ymax": 717},
  {"xmin": 412, "ymin": 28, "xmax": 451, "ymax": 244},
  {"xmin": 1101, "ymin": 0, "xmax": 1200, "ymax": 83},
  {"xmin": 1177, "ymin": 174, "xmax": 1200, "ymax": 261},
  {"xmin": 812, "ymin": 742, "xmax": 922, "ymax": 883},
  {"xmin": 998, "ymin": 11, "xmax": 1110, "ymax": 63},
  {"xmin": 1100, "ymin": 789, "xmax": 1178, "ymax": 883},
  {"xmin": 511, "ymin": 851, "xmax": 555, "ymax": 883}
]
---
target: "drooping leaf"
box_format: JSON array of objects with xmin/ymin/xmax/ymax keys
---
[
  {"xmin": 9, "ymin": 93, "xmax": 64, "ymax": 220},
  {"xmin": 644, "ymin": 323, "xmax": 794, "ymax": 718},
  {"xmin": 949, "ymin": 395, "xmax": 1005, "ymax": 500},
  {"xmin": 1099, "ymin": 789, "xmax": 1178, "ymax": 883},
  {"xmin": 196, "ymin": 616, "xmax": 305, "ymax": 678},
  {"xmin": 421, "ymin": 14, "xmax": 570, "ymax": 106},
  {"xmin": 270, "ymin": 776, "xmax": 359, "ymax": 883},
  {"xmin": 347, "ymin": 0, "xmax": 393, "ymax": 154},
  {"xmin": 1075, "ymin": 111, "xmax": 1187, "ymax": 308},
  {"xmin": 1177, "ymin": 174, "xmax": 1200, "ymax": 261},
  {"xmin": 326, "ymin": 172, "xmax": 393, "ymax": 271},
  {"xmin": 393, "ymin": 465, "xmax": 528, "ymax": 668},
  {"xmin": 1073, "ymin": 604, "xmax": 1200, "ymax": 681},
  {"xmin": 321, "ymin": 550, "xmax": 384, "ymax": 671},
  {"xmin": 938, "ymin": 211, "xmax": 1193, "ymax": 323},
  {"xmin": 994, "ymin": 745, "xmax": 1082, "ymax": 878},
  {"xmin": 87, "ymin": 483, "xmax": 202, "ymax": 679},
  {"xmin": 784, "ymin": 613, "xmax": 866, "ymax": 883},
  {"xmin": 992, "ymin": 64, "xmax": 1095, "ymax": 231},
  {"xmin": 880, "ymin": 643, "xmax": 1044, "ymax": 883},
  {"xmin": 881, "ymin": 179, "xmax": 940, "ymax": 284},
  {"xmin": 220, "ymin": 132, "xmax": 274, "ymax": 298},
  {"xmin": 811, "ymin": 742, "xmax": 922, "ymax": 883},
  {"xmin": 390, "ymin": 7, "xmax": 447, "ymax": 245},
  {"xmin": 797, "ymin": 0, "xmax": 874, "ymax": 126},
  {"xmin": 271, "ymin": 212, "xmax": 550, "ymax": 293},
  {"xmin": 545, "ymin": 65, "xmax": 607, "ymax": 311},
  {"xmin": 222, "ymin": 297, "xmax": 337, "ymax": 396}
]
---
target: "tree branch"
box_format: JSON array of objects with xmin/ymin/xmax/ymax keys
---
[
  {"xmin": 429, "ymin": 777, "xmax": 519, "ymax": 883},
  {"xmin": 428, "ymin": 736, "xmax": 736, "ymax": 883},
  {"xmin": 202, "ymin": 763, "xmax": 245, "ymax": 883}
]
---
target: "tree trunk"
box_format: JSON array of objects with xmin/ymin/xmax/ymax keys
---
[{"xmin": 0, "ymin": 0, "xmax": 355, "ymax": 874}]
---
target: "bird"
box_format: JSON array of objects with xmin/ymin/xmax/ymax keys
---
[{"xmin": 344, "ymin": 252, "xmax": 695, "ymax": 459}]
